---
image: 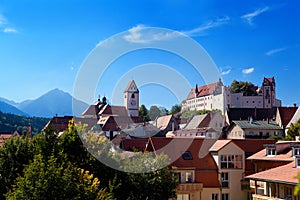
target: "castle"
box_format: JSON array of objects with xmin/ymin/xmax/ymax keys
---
[{"xmin": 181, "ymin": 77, "xmax": 282, "ymax": 114}]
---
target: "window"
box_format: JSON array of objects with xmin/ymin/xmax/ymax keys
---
[
  {"xmin": 220, "ymin": 155, "xmax": 243, "ymax": 169},
  {"xmin": 293, "ymin": 148, "xmax": 300, "ymax": 157},
  {"xmin": 177, "ymin": 194, "xmax": 189, "ymax": 200},
  {"xmin": 185, "ymin": 172, "xmax": 193, "ymax": 183},
  {"xmin": 131, "ymin": 93, "xmax": 135, "ymax": 98},
  {"xmin": 182, "ymin": 151, "xmax": 193, "ymax": 160},
  {"xmin": 296, "ymin": 157, "xmax": 300, "ymax": 168},
  {"xmin": 222, "ymin": 193, "xmax": 229, "ymax": 200},
  {"xmin": 266, "ymin": 147, "xmax": 276, "ymax": 156},
  {"xmin": 221, "ymin": 172, "xmax": 229, "ymax": 188},
  {"xmin": 285, "ymin": 187, "xmax": 293, "ymax": 198},
  {"xmin": 212, "ymin": 193, "xmax": 219, "ymax": 200}
]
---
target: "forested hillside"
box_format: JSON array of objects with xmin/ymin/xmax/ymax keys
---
[{"xmin": 0, "ymin": 111, "xmax": 49, "ymax": 134}]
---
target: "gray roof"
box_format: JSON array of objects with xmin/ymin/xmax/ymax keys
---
[
  {"xmin": 183, "ymin": 114, "xmax": 208, "ymax": 130},
  {"xmin": 233, "ymin": 120, "xmax": 282, "ymax": 130}
]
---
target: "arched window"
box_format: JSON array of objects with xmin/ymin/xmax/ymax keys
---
[{"xmin": 131, "ymin": 93, "xmax": 135, "ymax": 98}]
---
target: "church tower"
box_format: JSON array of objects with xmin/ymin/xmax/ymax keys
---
[
  {"xmin": 262, "ymin": 77, "xmax": 276, "ymax": 108},
  {"xmin": 124, "ymin": 80, "xmax": 139, "ymax": 117}
]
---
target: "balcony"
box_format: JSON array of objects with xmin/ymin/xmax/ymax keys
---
[
  {"xmin": 252, "ymin": 194, "xmax": 287, "ymax": 200},
  {"xmin": 241, "ymin": 179, "xmax": 251, "ymax": 191},
  {"xmin": 177, "ymin": 183, "xmax": 203, "ymax": 193}
]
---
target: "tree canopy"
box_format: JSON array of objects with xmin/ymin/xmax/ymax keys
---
[
  {"xmin": 286, "ymin": 119, "xmax": 300, "ymax": 140},
  {"xmin": 230, "ymin": 80, "xmax": 257, "ymax": 96},
  {"xmin": 0, "ymin": 120, "xmax": 178, "ymax": 199}
]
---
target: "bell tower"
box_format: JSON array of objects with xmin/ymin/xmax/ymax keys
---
[{"xmin": 124, "ymin": 80, "xmax": 139, "ymax": 117}]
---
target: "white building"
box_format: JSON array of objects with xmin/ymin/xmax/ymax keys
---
[{"xmin": 182, "ymin": 77, "xmax": 282, "ymax": 115}]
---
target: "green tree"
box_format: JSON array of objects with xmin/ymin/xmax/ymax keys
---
[
  {"xmin": 286, "ymin": 119, "xmax": 300, "ymax": 140},
  {"xmin": 170, "ymin": 104, "xmax": 182, "ymax": 115},
  {"xmin": 138, "ymin": 104, "xmax": 150, "ymax": 121},
  {"xmin": 160, "ymin": 107, "xmax": 169, "ymax": 116},
  {"xmin": 181, "ymin": 109, "xmax": 211, "ymax": 119},
  {"xmin": 5, "ymin": 154, "xmax": 112, "ymax": 200},
  {"xmin": 230, "ymin": 80, "xmax": 257, "ymax": 96},
  {"xmin": 149, "ymin": 105, "xmax": 161, "ymax": 121},
  {"xmin": 0, "ymin": 136, "xmax": 34, "ymax": 199}
]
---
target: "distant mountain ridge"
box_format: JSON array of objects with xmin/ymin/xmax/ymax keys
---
[
  {"xmin": 0, "ymin": 89, "xmax": 89, "ymax": 118},
  {"xmin": 0, "ymin": 101, "xmax": 29, "ymax": 116}
]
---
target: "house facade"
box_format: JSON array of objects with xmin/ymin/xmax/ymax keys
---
[
  {"xmin": 246, "ymin": 141, "xmax": 300, "ymax": 199},
  {"xmin": 227, "ymin": 120, "xmax": 283, "ymax": 139}
]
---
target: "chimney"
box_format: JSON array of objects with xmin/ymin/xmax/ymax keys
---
[
  {"xmin": 109, "ymin": 130, "xmax": 113, "ymax": 141},
  {"xmin": 294, "ymin": 103, "xmax": 297, "ymax": 107}
]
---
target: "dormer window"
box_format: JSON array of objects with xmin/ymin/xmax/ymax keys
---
[
  {"xmin": 266, "ymin": 147, "xmax": 276, "ymax": 156},
  {"xmin": 293, "ymin": 147, "xmax": 300, "ymax": 157},
  {"xmin": 296, "ymin": 156, "xmax": 300, "ymax": 168},
  {"xmin": 182, "ymin": 151, "xmax": 193, "ymax": 160}
]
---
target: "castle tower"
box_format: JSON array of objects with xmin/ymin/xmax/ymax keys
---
[
  {"xmin": 262, "ymin": 77, "xmax": 276, "ymax": 108},
  {"xmin": 124, "ymin": 80, "xmax": 139, "ymax": 117}
]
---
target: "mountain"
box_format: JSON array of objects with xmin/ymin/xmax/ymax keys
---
[
  {"xmin": 17, "ymin": 89, "xmax": 89, "ymax": 118},
  {"xmin": 0, "ymin": 97, "xmax": 19, "ymax": 107},
  {"xmin": 0, "ymin": 101, "xmax": 29, "ymax": 116}
]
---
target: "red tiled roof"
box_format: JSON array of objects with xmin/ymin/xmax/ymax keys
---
[
  {"xmin": 246, "ymin": 161, "xmax": 299, "ymax": 185},
  {"xmin": 98, "ymin": 116, "xmax": 143, "ymax": 131},
  {"xmin": 247, "ymin": 148, "xmax": 293, "ymax": 162},
  {"xmin": 186, "ymin": 82, "xmax": 219, "ymax": 100},
  {"xmin": 44, "ymin": 116, "xmax": 73, "ymax": 132},
  {"xmin": 232, "ymin": 139, "xmax": 277, "ymax": 156},
  {"xmin": 278, "ymin": 107, "xmax": 298, "ymax": 127},
  {"xmin": 74, "ymin": 117, "xmax": 98, "ymax": 131}
]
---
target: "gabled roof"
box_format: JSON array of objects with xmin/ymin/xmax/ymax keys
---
[
  {"xmin": 98, "ymin": 116, "xmax": 143, "ymax": 131},
  {"xmin": 232, "ymin": 139, "xmax": 276, "ymax": 156},
  {"xmin": 277, "ymin": 106, "xmax": 298, "ymax": 127},
  {"xmin": 44, "ymin": 116, "xmax": 73, "ymax": 132},
  {"xmin": 154, "ymin": 114, "xmax": 173, "ymax": 130},
  {"xmin": 74, "ymin": 117, "xmax": 98, "ymax": 131},
  {"xmin": 124, "ymin": 80, "xmax": 139, "ymax": 93},
  {"xmin": 98, "ymin": 105, "xmax": 128, "ymax": 116},
  {"xmin": 232, "ymin": 120, "xmax": 282, "ymax": 130},
  {"xmin": 246, "ymin": 161, "xmax": 299, "ymax": 185},
  {"xmin": 183, "ymin": 114, "xmax": 208, "ymax": 130},
  {"xmin": 209, "ymin": 140, "xmax": 231, "ymax": 152},
  {"xmin": 227, "ymin": 107, "xmax": 277, "ymax": 123},
  {"xmin": 263, "ymin": 77, "xmax": 275, "ymax": 86},
  {"xmin": 186, "ymin": 82, "xmax": 220, "ymax": 100},
  {"xmin": 287, "ymin": 106, "xmax": 300, "ymax": 128}
]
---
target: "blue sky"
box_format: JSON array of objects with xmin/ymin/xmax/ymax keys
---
[{"xmin": 0, "ymin": 0, "xmax": 299, "ymax": 110}]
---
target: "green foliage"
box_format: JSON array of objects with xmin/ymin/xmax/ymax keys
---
[
  {"xmin": 181, "ymin": 109, "xmax": 211, "ymax": 119},
  {"xmin": 160, "ymin": 107, "xmax": 169, "ymax": 116},
  {"xmin": 286, "ymin": 119, "xmax": 300, "ymax": 140},
  {"xmin": 170, "ymin": 104, "xmax": 182, "ymax": 115},
  {"xmin": 295, "ymin": 172, "xmax": 300, "ymax": 196},
  {"xmin": 138, "ymin": 104, "xmax": 150, "ymax": 122},
  {"xmin": 230, "ymin": 80, "xmax": 257, "ymax": 96},
  {"xmin": 0, "ymin": 121, "xmax": 178, "ymax": 200},
  {"xmin": 0, "ymin": 111, "xmax": 49, "ymax": 134},
  {"xmin": 0, "ymin": 136, "xmax": 34, "ymax": 199},
  {"xmin": 149, "ymin": 105, "xmax": 161, "ymax": 121},
  {"xmin": 5, "ymin": 154, "xmax": 112, "ymax": 200}
]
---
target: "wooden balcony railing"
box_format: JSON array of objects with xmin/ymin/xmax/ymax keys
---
[{"xmin": 177, "ymin": 183, "xmax": 203, "ymax": 193}]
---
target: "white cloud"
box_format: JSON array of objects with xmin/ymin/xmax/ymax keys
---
[
  {"xmin": 123, "ymin": 24, "xmax": 181, "ymax": 44},
  {"xmin": 241, "ymin": 6, "xmax": 269, "ymax": 25},
  {"xmin": 123, "ymin": 17, "xmax": 230, "ymax": 44},
  {"xmin": 0, "ymin": 14, "xmax": 7, "ymax": 26},
  {"xmin": 3, "ymin": 27, "xmax": 18, "ymax": 33},
  {"xmin": 242, "ymin": 67, "xmax": 254, "ymax": 74},
  {"xmin": 221, "ymin": 69, "xmax": 231, "ymax": 76},
  {"xmin": 182, "ymin": 16, "xmax": 230, "ymax": 37},
  {"xmin": 265, "ymin": 47, "xmax": 287, "ymax": 56}
]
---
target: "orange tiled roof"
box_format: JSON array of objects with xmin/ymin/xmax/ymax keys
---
[
  {"xmin": 246, "ymin": 161, "xmax": 299, "ymax": 185},
  {"xmin": 155, "ymin": 115, "xmax": 173, "ymax": 130}
]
